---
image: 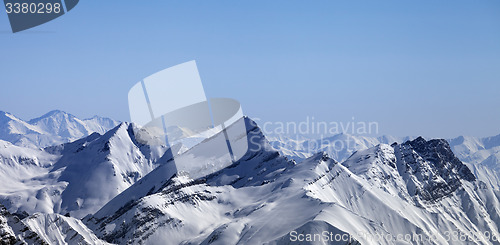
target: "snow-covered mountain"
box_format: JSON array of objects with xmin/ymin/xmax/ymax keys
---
[
  {"xmin": 82, "ymin": 118, "xmax": 500, "ymax": 245},
  {"xmin": 23, "ymin": 212, "xmax": 111, "ymax": 245},
  {"xmin": 269, "ymin": 133, "xmax": 500, "ymax": 183},
  {"xmin": 449, "ymin": 135, "xmax": 500, "ymax": 190},
  {"xmin": 1, "ymin": 112, "xmax": 500, "ymax": 244},
  {"xmin": 0, "ymin": 110, "xmax": 119, "ymax": 148},
  {"xmin": 0, "ymin": 123, "xmax": 172, "ymax": 219},
  {"xmin": 1, "ymin": 204, "xmax": 46, "ymax": 244},
  {"xmin": 1, "ymin": 203, "xmax": 110, "ymax": 244}
]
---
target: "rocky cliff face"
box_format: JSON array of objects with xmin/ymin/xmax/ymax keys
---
[
  {"xmin": 0, "ymin": 204, "xmax": 46, "ymax": 245},
  {"xmin": 394, "ymin": 137, "xmax": 475, "ymax": 202}
]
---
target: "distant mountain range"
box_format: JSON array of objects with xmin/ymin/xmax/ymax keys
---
[
  {"xmin": 0, "ymin": 111, "xmax": 499, "ymax": 244},
  {"xmin": 267, "ymin": 133, "xmax": 411, "ymax": 162},
  {"xmin": 0, "ymin": 110, "xmax": 120, "ymax": 148}
]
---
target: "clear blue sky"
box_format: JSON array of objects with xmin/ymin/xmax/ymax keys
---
[{"xmin": 0, "ymin": 0, "xmax": 499, "ymax": 138}]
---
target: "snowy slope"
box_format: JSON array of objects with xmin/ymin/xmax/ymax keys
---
[
  {"xmin": 308, "ymin": 153, "xmax": 500, "ymax": 245},
  {"xmin": 23, "ymin": 213, "xmax": 111, "ymax": 245},
  {"xmin": 1, "ymin": 111, "xmax": 500, "ymax": 244},
  {"xmin": 0, "ymin": 110, "xmax": 119, "ymax": 148},
  {"xmin": 1, "ymin": 203, "xmax": 109, "ymax": 245},
  {"xmin": 51, "ymin": 123, "xmax": 168, "ymax": 218},
  {"xmin": 84, "ymin": 118, "xmax": 357, "ymax": 244},
  {"xmin": 1, "ymin": 204, "xmax": 47, "ymax": 244},
  {"xmin": 0, "ymin": 139, "xmax": 63, "ymax": 216},
  {"xmin": 83, "ymin": 118, "xmax": 500, "ymax": 245},
  {"xmin": 449, "ymin": 134, "xmax": 500, "ymax": 164},
  {"xmin": 449, "ymin": 134, "xmax": 500, "ymax": 190},
  {"xmin": 0, "ymin": 123, "xmax": 170, "ymax": 219}
]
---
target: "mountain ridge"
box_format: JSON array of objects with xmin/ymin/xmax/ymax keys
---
[
  {"xmin": 81, "ymin": 118, "xmax": 500, "ymax": 244},
  {"xmin": 1, "ymin": 111, "xmax": 500, "ymax": 244},
  {"xmin": 0, "ymin": 110, "xmax": 120, "ymax": 148},
  {"xmin": 0, "ymin": 122, "xmax": 170, "ymax": 219}
]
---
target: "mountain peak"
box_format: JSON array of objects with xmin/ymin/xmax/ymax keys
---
[
  {"xmin": 309, "ymin": 151, "xmax": 333, "ymax": 162},
  {"xmin": 28, "ymin": 110, "xmax": 76, "ymax": 123},
  {"xmin": 406, "ymin": 136, "xmax": 476, "ymax": 181},
  {"xmin": 0, "ymin": 110, "xmax": 20, "ymax": 121},
  {"xmin": 42, "ymin": 121, "xmax": 166, "ymax": 218},
  {"xmin": 393, "ymin": 137, "xmax": 476, "ymax": 202},
  {"xmin": 46, "ymin": 109, "xmax": 66, "ymax": 115},
  {"xmin": 84, "ymin": 115, "xmax": 106, "ymax": 120}
]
